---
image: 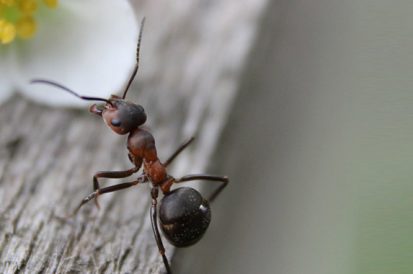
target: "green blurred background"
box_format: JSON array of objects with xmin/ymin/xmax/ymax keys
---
[{"xmin": 175, "ymin": 0, "xmax": 413, "ymax": 273}]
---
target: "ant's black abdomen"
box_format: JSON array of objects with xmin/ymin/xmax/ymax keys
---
[{"xmin": 159, "ymin": 187, "xmax": 211, "ymax": 247}]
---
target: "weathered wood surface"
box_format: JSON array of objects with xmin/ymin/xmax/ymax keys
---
[{"xmin": 0, "ymin": 0, "xmax": 268, "ymax": 273}]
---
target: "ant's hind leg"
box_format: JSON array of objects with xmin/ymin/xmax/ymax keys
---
[
  {"xmin": 175, "ymin": 174, "xmax": 229, "ymax": 203},
  {"xmin": 92, "ymin": 166, "xmax": 139, "ymax": 208},
  {"xmin": 150, "ymin": 187, "xmax": 172, "ymax": 274}
]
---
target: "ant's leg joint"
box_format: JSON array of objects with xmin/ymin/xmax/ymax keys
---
[{"xmin": 160, "ymin": 177, "xmax": 175, "ymax": 194}]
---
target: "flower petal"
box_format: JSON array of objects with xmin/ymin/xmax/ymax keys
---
[
  {"xmin": 0, "ymin": 47, "xmax": 17, "ymax": 104},
  {"xmin": 16, "ymin": 0, "xmax": 138, "ymax": 107}
]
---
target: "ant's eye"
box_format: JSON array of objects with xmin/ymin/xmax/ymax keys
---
[{"xmin": 111, "ymin": 119, "xmax": 121, "ymax": 127}]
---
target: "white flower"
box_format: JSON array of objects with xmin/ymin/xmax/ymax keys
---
[{"xmin": 0, "ymin": 0, "xmax": 138, "ymax": 107}]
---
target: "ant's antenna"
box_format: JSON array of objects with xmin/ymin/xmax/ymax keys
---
[
  {"xmin": 122, "ymin": 17, "xmax": 146, "ymax": 99},
  {"xmin": 30, "ymin": 79, "xmax": 113, "ymax": 106}
]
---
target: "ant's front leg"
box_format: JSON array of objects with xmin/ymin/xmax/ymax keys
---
[
  {"xmin": 70, "ymin": 175, "xmax": 146, "ymax": 217},
  {"xmin": 92, "ymin": 166, "xmax": 139, "ymax": 208}
]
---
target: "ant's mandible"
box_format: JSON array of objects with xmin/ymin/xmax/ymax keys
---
[{"xmin": 31, "ymin": 18, "xmax": 228, "ymax": 274}]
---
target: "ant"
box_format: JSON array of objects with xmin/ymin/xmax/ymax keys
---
[{"xmin": 31, "ymin": 18, "xmax": 228, "ymax": 274}]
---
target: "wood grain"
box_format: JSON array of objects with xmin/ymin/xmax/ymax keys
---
[{"xmin": 0, "ymin": 0, "xmax": 268, "ymax": 273}]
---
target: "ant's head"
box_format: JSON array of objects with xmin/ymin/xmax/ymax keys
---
[
  {"xmin": 29, "ymin": 80, "xmax": 147, "ymax": 135},
  {"xmin": 30, "ymin": 17, "xmax": 147, "ymax": 135},
  {"xmin": 90, "ymin": 95, "xmax": 146, "ymax": 135}
]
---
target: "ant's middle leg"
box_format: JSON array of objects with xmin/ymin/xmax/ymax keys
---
[
  {"xmin": 92, "ymin": 166, "xmax": 139, "ymax": 208},
  {"xmin": 163, "ymin": 137, "xmax": 195, "ymax": 167}
]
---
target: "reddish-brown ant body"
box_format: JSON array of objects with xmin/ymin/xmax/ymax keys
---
[{"xmin": 31, "ymin": 18, "xmax": 228, "ymax": 274}]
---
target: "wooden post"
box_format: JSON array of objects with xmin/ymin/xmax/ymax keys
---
[{"xmin": 0, "ymin": 1, "xmax": 269, "ymax": 273}]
